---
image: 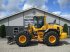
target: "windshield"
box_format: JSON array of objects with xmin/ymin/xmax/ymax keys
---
[{"xmin": 33, "ymin": 16, "xmax": 44, "ymax": 28}]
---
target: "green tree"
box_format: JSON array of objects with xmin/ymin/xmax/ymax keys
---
[
  {"xmin": 0, "ymin": 25, "xmax": 6, "ymax": 38},
  {"xmin": 63, "ymin": 24, "xmax": 68, "ymax": 35}
]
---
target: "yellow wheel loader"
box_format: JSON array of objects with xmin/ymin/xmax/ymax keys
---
[{"xmin": 15, "ymin": 16, "xmax": 67, "ymax": 47}]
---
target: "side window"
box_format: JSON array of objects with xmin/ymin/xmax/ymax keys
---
[{"xmin": 13, "ymin": 27, "xmax": 19, "ymax": 34}]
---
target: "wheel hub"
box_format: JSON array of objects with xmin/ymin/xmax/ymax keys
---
[
  {"xmin": 49, "ymin": 35, "xmax": 56, "ymax": 43},
  {"xmin": 19, "ymin": 35, "xmax": 26, "ymax": 43}
]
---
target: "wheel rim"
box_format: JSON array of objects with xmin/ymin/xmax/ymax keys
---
[
  {"xmin": 19, "ymin": 35, "xmax": 26, "ymax": 43},
  {"xmin": 49, "ymin": 35, "xmax": 56, "ymax": 43}
]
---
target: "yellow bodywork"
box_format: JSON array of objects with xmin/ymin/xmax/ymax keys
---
[
  {"xmin": 60, "ymin": 32, "xmax": 67, "ymax": 39},
  {"xmin": 28, "ymin": 16, "xmax": 67, "ymax": 41}
]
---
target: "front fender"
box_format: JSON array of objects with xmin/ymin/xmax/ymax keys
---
[{"xmin": 44, "ymin": 29, "xmax": 59, "ymax": 35}]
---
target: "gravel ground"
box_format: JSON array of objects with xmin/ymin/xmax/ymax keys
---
[{"xmin": 0, "ymin": 38, "xmax": 70, "ymax": 52}]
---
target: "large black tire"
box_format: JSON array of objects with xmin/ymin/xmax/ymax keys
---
[
  {"xmin": 15, "ymin": 31, "xmax": 31, "ymax": 47},
  {"xmin": 43, "ymin": 31, "xmax": 59, "ymax": 46}
]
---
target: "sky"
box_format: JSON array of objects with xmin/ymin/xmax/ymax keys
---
[{"xmin": 0, "ymin": 0, "xmax": 70, "ymax": 20}]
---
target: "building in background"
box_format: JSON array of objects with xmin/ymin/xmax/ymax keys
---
[{"xmin": 0, "ymin": 8, "xmax": 70, "ymax": 36}]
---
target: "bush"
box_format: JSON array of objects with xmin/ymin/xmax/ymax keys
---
[
  {"xmin": 0, "ymin": 25, "xmax": 6, "ymax": 38},
  {"xmin": 63, "ymin": 24, "xmax": 68, "ymax": 34}
]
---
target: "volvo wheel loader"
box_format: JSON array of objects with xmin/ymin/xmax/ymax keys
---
[{"xmin": 15, "ymin": 16, "xmax": 67, "ymax": 47}]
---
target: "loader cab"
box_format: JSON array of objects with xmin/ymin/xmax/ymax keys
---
[{"xmin": 33, "ymin": 16, "xmax": 44, "ymax": 28}]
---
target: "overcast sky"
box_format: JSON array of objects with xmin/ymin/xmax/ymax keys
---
[{"xmin": 0, "ymin": 0, "xmax": 70, "ymax": 20}]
